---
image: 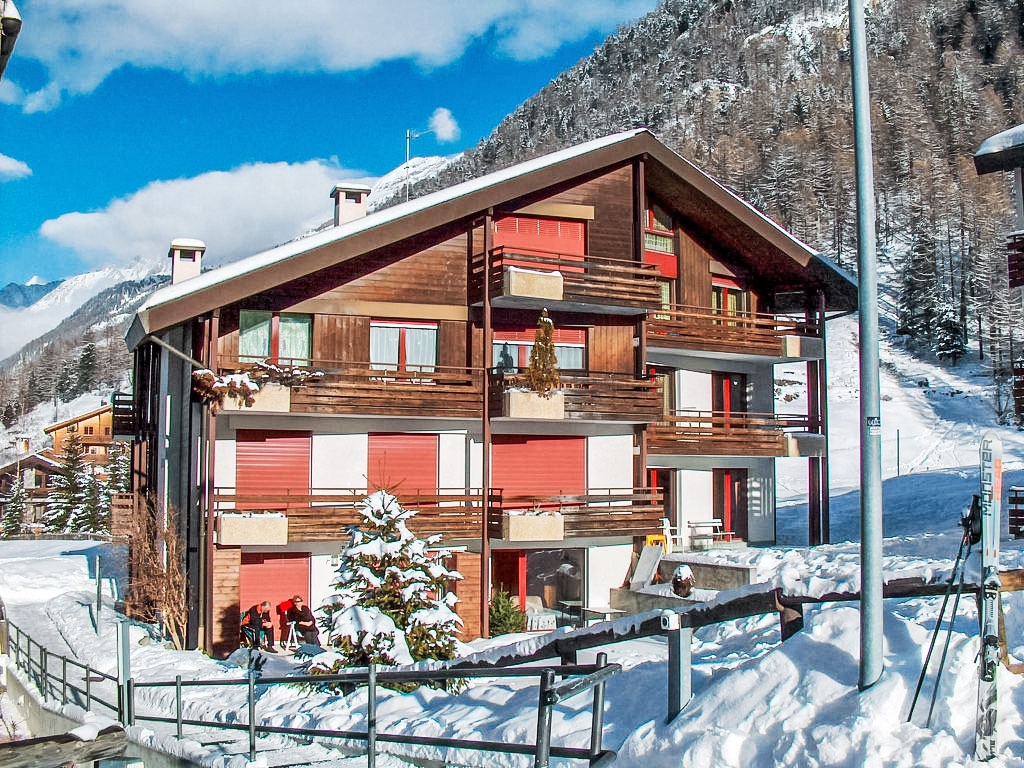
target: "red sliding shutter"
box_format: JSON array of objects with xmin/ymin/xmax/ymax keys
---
[
  {"xmin": 235, "ymin": 430, "xmax": 311, "ymax": 508},
  {"xmin": 367, "ymin": 433, "xmax": 439, "ymax": 495},
  {"xmin": 492, "ymin": 435, "xmax": 586, "ymax": 497},
  {"xmin": 494, "ymin": 215, "xmax": 585, "ymax": 256}
]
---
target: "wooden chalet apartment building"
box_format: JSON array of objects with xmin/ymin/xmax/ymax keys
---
[{"xmin": 122, "ymin": 129, "xmax": 856, "ymax": 655}]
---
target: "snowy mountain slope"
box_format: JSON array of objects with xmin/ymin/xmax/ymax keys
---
[{"xmin": 0, "ymin": 277, "xmax": 62, "ymax": 309}]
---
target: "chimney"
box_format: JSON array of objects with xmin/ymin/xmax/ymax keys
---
[
  {"xmin": 14, "ymin": 435, "xmax": 29, "ymax": 455},
  {"xmin": 168, "ymin": 238, "xmax": 206, "ymax": 284},
  {"xmin": 331, "ymin": 183, "xmax": 371, "ymax": 226}
]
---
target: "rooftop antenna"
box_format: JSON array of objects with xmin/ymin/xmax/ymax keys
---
[{"xmin": 405, "ymin": 127, "xmax": 435, "ymax": 203}]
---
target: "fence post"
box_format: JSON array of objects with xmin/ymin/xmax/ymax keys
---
[
  {"xmin": 589, "ymin": 652, "xmax": 608, "ymax": 764},
  {"xmin": 95, "ymin": 554, "xmax": 103, "ymax": 635},
  {"xmin": 85, "ymin": 668, "xmax": 91, "ymax": 710},
  {"xmin": 40, "ymin": 648, "xmax": 48, "ymax": 702},
  {"xmin": 61, "ymin": 656, "xmax": 67, "ymax": 705},
  {"xmin": 534, "ymin": 668, "xmax": 555, "ymax": 768},
  {"xmin": 247, "ymin": 664, "xmax": 257, "ymax": 762},
  {"xmin": 367, "ymin": 663, "xmax": 377, "ymax": 768},
  {"xmin": 666, "ymin": 626, "xmax": 692, "ymax": 723},
  {"xmin": 175, "ymin": 675, "xmax": 183, "ymax": 739},
  {"xmin": 126, "ymin": 678, "xmax": 135, "ymax": 726},
  {"xmin": 117, "ymin": 619, "xmax": 131, "ymax": 725}
]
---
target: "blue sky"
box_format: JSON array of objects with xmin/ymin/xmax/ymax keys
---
[{"xmin": 0, "ymin": 1, "xmax": 657, "ymax": 286}]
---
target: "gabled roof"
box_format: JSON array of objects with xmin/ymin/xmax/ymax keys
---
[
  {"xmin": 43, "ymin": 404, "xmax": 111, "ymax": 435},
  {"xmin": 130, "ymin": 129, "xmax": 856, "ymax": 344}
]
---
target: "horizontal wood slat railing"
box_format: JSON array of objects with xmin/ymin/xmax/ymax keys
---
[
  {"xmin": 647, "ymin": 305, "xmax": 820, "ymax": 356},
  {"xmin": 213, "ymin": 487, "xmax": 664, "ymax": 542},
  {"xmin": 472, "ymin": 245, "xmax": 664, "ymax": 309},
  {"xmin": 648, "ymin": 410, "xmax": 818, "ymax": 456},
  {"xmin": 217, "ymin": 359, "xmax": 484, "ymax": 418},
  {"xmin": 491, "ymin": 370, "xmax": 664, "ymax": 421}
]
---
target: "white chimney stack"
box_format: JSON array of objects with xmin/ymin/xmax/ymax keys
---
[
  {"xmin": 168, "ymin": 238, "xmax": 206, "ymax": 284},
  {"xmin": 331, "ymin": 183, "xmax": 371, "ymax": 226},
  {"xmin": 14, "ymin": 435, "xmax": 29, "ymax": 455}
]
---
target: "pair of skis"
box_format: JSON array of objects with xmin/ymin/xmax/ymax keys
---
[{"xmin": 906, "ymin": 432, "xmax": 1002, "ymax": 761}]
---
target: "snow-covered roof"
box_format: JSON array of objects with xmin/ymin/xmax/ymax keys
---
[
  {"xmin": 974, "ymin": 123, "xmax": 1024, "ymax": 174},
  {"xmin": 42, "ymin": 404, "xmax": 111, "ymax": 434},
  {"xmin": 132, "ymin": 128, "xmax": 852, "ymax": 341}
]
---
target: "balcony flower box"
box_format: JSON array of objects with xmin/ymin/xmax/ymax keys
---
[
  {"xmin": 221, "ymin": 382, "xmax": 290, "ymax": 413},
  {"xmin": 503, "ymin": 266, "xmax": 564, "ymax": 301},
  {"xmin": 217, "ymin": 512, "xmax": 288, "ymax": 545},
  {"xmin": 501, "ymin": 512, "xmax": 564, "ymax": 542},
  {"xmin": 502, "ymin": 389, "xmax": 565, "ymax": 419}
]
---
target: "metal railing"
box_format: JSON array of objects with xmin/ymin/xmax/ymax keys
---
[{"xmin": 4, "ymin": 617, "xmax": 619, "ymax": 767}]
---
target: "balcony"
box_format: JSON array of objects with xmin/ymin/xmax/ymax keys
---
[
  {"xmin": 489, "ymin": 370, "xmax": 663, "ymax": 422},
  {"xmin": 216, "ymin": 359, "xmax": 483, "ymax": 419},
  {"xmin": 111, "ymin": 392, "xmax": 135, "ymax": 440},
  {"xmin": 648, "ymin": 411, "xmax": 824, "ymax": 457},
  {"xmin": 212, "ymin": 487, "xmax": 664, "ymax": 543},
  {"xmin": 473, "ymin": 246, "xmax": 663, "ymax": 314},
  {"xmin": 646, "ymin": 305, "xmax": 823, "ymax": 362}
]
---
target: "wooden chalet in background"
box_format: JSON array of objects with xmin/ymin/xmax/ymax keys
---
[{"xmin": 123, "ymin": 129, "xmax": 857, "ymax": 655}]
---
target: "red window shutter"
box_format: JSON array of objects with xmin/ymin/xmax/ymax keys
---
[
  {"xmin": 493, "ymin": 215, "xmax": 586, "ymax": 257},
  {"xmin": 491, "ymin": 435, "xmax": 586, "ymax": 497},
  {"xmin": 236, "ymin": 430, "xmax": 311, "ymax": 508},
  {"xmin": 238, "ymin": 552, "xmax": 311, "ymax": 636},
  {"xmin": 493, "ymin": 327, "xmax": 586, "ymax": 344},
  {"xmin": 367, "ymin": 433, "xmax": 439, "ymax": 495},
  {"xmin": 643, "ymin": 250, "xmax": 678, "ymax": 278}
]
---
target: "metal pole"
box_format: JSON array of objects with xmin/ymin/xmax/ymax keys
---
[
  {"xmin": 850, "ymin": 0, "xmax": 884, "ymax": 691},
  {"xmin": 40, "ymin": 649, "xmax": 47, "ymax": 702},
  {"xmin": 589, "ymin": 652, "xmax": 608, "ymax": 763},
  {"xmin": 117, "ymin": 619, "xmax": 131, "ymax": 725},
  {"xmin": 367, "ymin": 663, "xmax": 377, "ymax": 768},
  {"xmin": 175, "ymin": 675, "xmax": 183, "ymax": 739},
  {"xmin": 666, "ymin": 627, "xmax": 692, "ymax": 722},
  {"xmin": 95, "ymin": 554, "xmax": 102, "ymax": 635},
  {"xmin": 61, "ymin": 656, "xmax": 67, "ymax": 705},
  {"xmin": 85, "ymin": 668, "xmax": 91, "ymax": 710},
  {"xmin": 248, "ymin": 665, "xmax": 257, "ymax": 762},
  {"xmin": 897, "ymin": 429, "xmax": 901, "ymax": 477},
  {"xmin": 481, "ymin": 209, "xmax": 494, "ymax": 638},
  {"xmin": 534, "ymin": 668, "xmax": 555, "ymax": 768},
  {"xmin": 126, "ymin": 678, "xmax": 135, "ymax": 726}
]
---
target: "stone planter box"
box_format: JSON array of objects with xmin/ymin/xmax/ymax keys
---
[
  {"xmin": 222, "ymin": 382, "xmax": 290, "ymax": 413},
  {"xmin": 502, "ymin": 513, "xmax": 564, "ymax": 542},
  {"xmin": 217, "ymin": 513, "xmax": 288, "ymax": 545},
  {"xmin": 503, "ymin": 389, "xmax": 565, "ymax": 419},
  {"xmin": 503, "ymin": 266, "xmax": 563, "ymax": 301}
]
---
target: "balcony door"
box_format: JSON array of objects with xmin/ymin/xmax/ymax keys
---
[
  {"xmin": 712, "ymin": 468, "xmax": 747, "ymax": 540},
  {"xmin": 712, "ymin": 372, "xmax": 747, "ymax": 419}
]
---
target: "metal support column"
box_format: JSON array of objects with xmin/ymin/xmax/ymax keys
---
[{"xmin": 481, "ymin": 210, "xmax": 494, "ymax": 639}]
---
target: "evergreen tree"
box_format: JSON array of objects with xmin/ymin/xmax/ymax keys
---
[
  {"xmin": 72, "ymin": 472, "xmax": 108, "ymax": 534},
  {"xmin": 1, "ymin": 478, "xmax": 26, "ymax": 539},
  {"xmin": 55, "ymin": 364, "xmax": 76, "ymax": 403},
  {"xmin": 316, "ymin": 492, "xmax": 462, "ymax": 673},
  {"xmin": 45, "ymin": 433, "xmax": 90, "ymax": 533},
  {"xmin": 934, "ymin": 295, "xmax": 967, "ymax": 365},
  {"xmin": 524, "ymin": 309, "xmax": 560, "ymax": 395},
  {"xmin": 488, "ymin": 589, "xmax": 526, "ymax": 636},
  {"xmin": 1, "ymin": 403, "xmax": 16, "ymax": 429},
  {"xmin": 75, "ymin": 342, "xmax": 98, "ymax": 397},
  {"xmin": 107, "ymin": 442, "xmax": 132, "ymax": 494}
]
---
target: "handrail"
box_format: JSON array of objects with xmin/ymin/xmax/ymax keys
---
[{"xmin": 649, "ymin": 304, "xmax": 821, "ymax": 336}]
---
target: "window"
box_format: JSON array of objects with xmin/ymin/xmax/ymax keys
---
[
  {"xmin": 104, "ymin": 427, "xmax": 111, "ymax": 436},
  {"xmin": 644, "ymin": 203, "xmax": 675, "ymax": 253},
  {"xmin": 370, "ymin": 321, "xmax": 437, "ymax": 373},
  {"xmin": 239, "ymin": 310, "xmax": 312, "ymax": 364},
  {"xmin": 493, "ymin": 328, "xmax": 585, "ymax": 372},
  {"xmin": 83, "ymin": 426, "xmax": 94, "ymax": 435}
]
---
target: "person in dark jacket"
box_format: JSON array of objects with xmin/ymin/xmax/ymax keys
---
[
  {"xmin": 285, "ymin": 595, "xmax": 320, "ymax": 646},
  {"xmin": 244, "ymin": 601, "xmax": 277, "ymax": 652}
]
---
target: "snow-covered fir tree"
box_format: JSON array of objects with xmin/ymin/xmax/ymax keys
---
[
  {"xmin": 70, "ymin": 473, "xmax": 108, "ymax": 534},
  {"xmin": 45, "ymin": 433, "xmax": 91, "ymax": 533},
  {"xmin": 1, "ymin": 478, "xmax": 26, "ymax": 539},
  {"xmin": 315, "ymin": 492, "xmax": 462, "ymax": 673}
]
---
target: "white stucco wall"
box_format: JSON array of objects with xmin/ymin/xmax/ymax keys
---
[
  {"xmin": 214, "ymin": 438, "xmax": 236, "ymax": 489},
  {"xmin": 438, "ymin": 432, "xmax": 467, "ymax": 490},
  {"xmin": 308, "ymin": 552, "xmax": 339, "ymax": 612},
  {"xmin": 676, "ymin": 369, "xmax": 712, "ymax": 411},
  {"xmin": 311, "ymin": 433, "xmax": 368, "ymax": 489},
  {"xmin": 677, "ymin": 468, "xmax": 714, "ymax": 534},
  {"xmin": 586, "ymin": 543, "xmax": 633, "ymax": 607},
  {"xmin": 586, "ymin": 434, "xmax": 633, "ymax": 490}
]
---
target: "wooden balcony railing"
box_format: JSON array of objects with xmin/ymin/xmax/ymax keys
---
[
  {"xmin": 217, "ymin": 359, "xmax": 483, "ymax": 419},
  {"xmin": 213, "ymin": 486, "xmax": 664, "ymax": 542},
  {"xmin": 111, "ymin": 391, "xmax": 135, "ymax": 439},
  {"xmin": 646, "ymin": 305, "xmax": 821, "ymax": 357},
  {"xmin": 473, "ymin": 245, "xmax": 664, "ymax": 310},
  {"xmin": 648, "ymin": 411, "xmax": 818, "ymax": 457},
  {"xmin": 491, "ymin": 370, "xmax": 663, "ymax": 422}
]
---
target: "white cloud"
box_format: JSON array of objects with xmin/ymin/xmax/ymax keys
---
[
  {"xmin": 0, "ymin": 152, "xmax": 31, "ymax": 180},
  {"xmin": 39, "ymin": 161, "xmax": 376, "ymax": 271},
  {"xmin": 428, "ymin": 108, "xmax": 460, "ymax": 143},
  {"xmin": 7, "ymin": 0, "xmax": 657, "ymax": 111}
]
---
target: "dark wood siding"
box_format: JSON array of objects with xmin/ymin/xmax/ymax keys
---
[
  {"xmin": 588, "ymin": 321, "xmax": 635, "ymax": 373},
  {"xmin": 452, "ymin": 551, "xmax": 482, "ymax": 640},
  {"xmin": 438, "ymin": 320, "xmax": 468, "ymax": 368},
  {"xmin": 211, "ymin": 546, "xmax": 241, "ymax": 658},
  {"xmin": 313, "ymin": 315, "xmax": 370, "ymax": 363},
  {"xmin": 678, "ymin": 227, "xmax": 712, "ymax": 307}
]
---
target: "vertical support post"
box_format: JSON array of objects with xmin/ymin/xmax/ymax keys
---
[
  {"xmin": 807, "ymin": 296, "xmax": 822, "ymax": 546},
  {"xmin": 203, "ymin": 309, "xmax": 220, "ymax": 655},
  {"xmin": 85, "ymin": 667, "xmax": 92, "ymax": 710},
  {"xmin": 95, "ymin": 554, "xmax": 103, "ymax": 635},
  {"xmin": 666, "ymin": 627, "xmax": 692, "ymax": 722},
  {"xmin": 40, "ymin": 649, "xmax": 47, "ymax": 702},
  {"xmin": 248, "ymin": 664, "xmax": 257, "ymax": 762},
  {"xmin": 817, "ymin": 289, "xmax": 830, "ymax": 544},
  {"xmin": 175, "ymin": 675, "xmax": 183, "ymax": 739},
  {"xmin": 61, "ymin": 656, "xmax": 67, "ymax": 705},
  {"xmin": 850, "ymin": 0, "xmax": 884, "ymax": 692},
  {"xmin": 126, "ymin": 678, "xmax": 135, "ymax": 726},
  {"xmin": 589, "ymin": 652, "xmax": 608, "ymax": 764},
  {"xmin": 534, "ymin": 668, "xmax": 555, "ymax": 768},
  {"xmin": 367, "ymin": 663, "xmax": 377, "ymax": 768},
  {"xmin": 117, "ymin": 619, "xmax": 131, "ymax": 725},
  {"xmin": 481, "ymin": 209, "xmax": 494, "ymax": 639}
]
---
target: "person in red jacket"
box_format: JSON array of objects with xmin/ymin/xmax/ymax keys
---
[
  {"xmin": 285, "ymin": 595, "xmax": 320, "ymax": 646},
  {"xmin": 243, "ymin": 601, "xmax": 278, "ymax": 652}
]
